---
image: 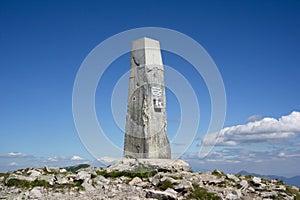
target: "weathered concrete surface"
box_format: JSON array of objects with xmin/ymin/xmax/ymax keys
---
[{"xmin": 124, "ymin": 37, "xmax": 171, "ymax": 159}]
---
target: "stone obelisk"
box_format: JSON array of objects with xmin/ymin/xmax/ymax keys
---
[{"xmin": 124, "ymin": 37, "xmax": 171, "ymax": 159}]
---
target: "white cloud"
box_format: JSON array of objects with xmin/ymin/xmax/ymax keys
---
[
  {"xmin": 97, "ymin": 156, "xmax": 119, "ymax": 165},
  {"xmin": 47, "ymin": 157, "xmax": 58, "ymax": 162},
  {"xmin": 6, "ymin": 152, "xmax": 27, "ymax": 157},
  {"xmin": 8, "ymin": 162, "xmax": 18, "ymax": 166},
  {"xmin": 71, "ymin": 155, "xmax": 85, "ymax": 161},
  {"xmin": 201, "ymin": 111, "xmax": 300, "ymax": 146}
]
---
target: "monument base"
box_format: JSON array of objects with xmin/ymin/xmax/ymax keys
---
[{"xmin": 107, "ymin": 158, "xmax": 190, "ymax": 173}]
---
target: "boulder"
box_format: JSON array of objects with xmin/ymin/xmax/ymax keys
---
[
  {"xmin": 226, "ymin": 174, "xmax": 240, "ymax": 182},
  {"xmin": 149, "ymin": 174, "xmax": 160, "ymax": 186},
  {"xmin": 129, "ymin": 177, "xmax": 143, "ymax": 186},
  {"xmin": 240, "ymin": 180, "xmax": 248, "ymax": 190},
  {"xmin": 160, "ymin": 176, "xmax": 178, "ymax": 184},
  {"xmin": 146, "ymin": 189, "xmax": 177, "ymax": 200},
  {"xmin": 93, "ymin": 175, "xmax": 110, "ymax": 185},
  {"xmin": 29, "ymin": 187, "xmax": 42, "ymax": 198},
  {"xmin": 76, "ymin": 171, "xmax": 91, "ymax": 181},
  {"xmin": 81, "ymin": 181, "xmax": 94, "ymax": 191},
  {"xmin": 225, "ymin": 193, "xmax": 238, "ymax": 200},
  {"xmin": 28, "ymin": 169, "xmax": 41, "ymax": 178},
  {"xmin": 261, "ymin": 191, "xmax": 278, "ymax": 198},
  {"xmin": 55, "ymin": 174, "xmax": 69, "ymax": 185},
  {"xmin": 251, "ymin": 177, "xmax": 261, "ymax": 186},
  {"xmin": 175, "ymin": 180, "xmax": 193, "ymax": 192},
  {"xmin": 59, "ymin": 168, "xmax": 67, "ymax": 173}
]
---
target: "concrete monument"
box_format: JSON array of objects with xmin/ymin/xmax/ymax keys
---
[{"xmin": 124, "ymin": 37, "xmax": 171, "ymax": 159}]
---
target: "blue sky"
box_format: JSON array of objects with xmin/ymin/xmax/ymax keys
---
[{"xmin": 1, "ymin": 0, "xmax": 300, "ymax": 176}]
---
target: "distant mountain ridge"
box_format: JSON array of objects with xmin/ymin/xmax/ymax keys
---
[{"xmin": 238, "ymin": 170, "xmax": 300, "ymax": 187}]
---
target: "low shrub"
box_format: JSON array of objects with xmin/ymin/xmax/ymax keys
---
[{"xmin": 188, "ymin": 183, "xmax": 221, "ymax": 200}]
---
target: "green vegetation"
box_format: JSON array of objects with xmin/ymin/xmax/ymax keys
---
[
  {"xmin": 5, "ymin": 179, "xmax": 50, "ymax": 188},
  {"xmin": 244, "ymin": 174, "xmax": 254, "ymax": 180},
  {"xmin": 97, "ymin": 169, "xmax": 157, "ymax": 179},
  {"xmin": 211, "ymin": 170, "xmax": 225, "ymax": 178},
  {"xmin": 156, "ymin": 180, "xmax": 174, "ymax": 190},
  {"xmin": 64, "ymin": 164, "xmax": 91, "ymax": 173},
  {"xmin": 235, "ymin": 183, "xmax": 242, "ymax": 189},
  {"xmin": 170, "ymin": 175, "xmax": 181, "ymax": 180},
  {"xmin": 42, "ymin": 167, "xmax": 57, "ymax": 175},
  {"xmin": 286, "ymin": 186, "xmax": 300, "ymax": 200},
  {"xmin": 96, "ymin": 164, "xmax": 157, "ymax": 179},
  {"xmin": 188, "ymin": 183, "xmax": 221, "ymax": 200}
]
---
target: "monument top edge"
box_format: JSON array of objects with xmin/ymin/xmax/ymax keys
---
[{"xmin": 131, "ymin": 37, "xmax": 160, "ymax": 50}]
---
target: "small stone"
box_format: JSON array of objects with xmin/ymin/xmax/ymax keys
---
[
  {"xmin": 76, "ymin": 171, "xmax": 91, "ymax": 181},
  {"xmin": 149, "ymin": 174, "xmax": 160, "ymax": 186},
  {"xmin": 59, "ymin": 168, "xmax": 67, "ymax": 173},
  {"xmin": 28, "ymin": 169, "xmax": 41, "ymax": 177},
  {"xmin": 240, "ymin": 180, "xmax": 248, "ymax": 190},
  {"xmin": 226, "ymin": 193, "xmax": 238, "ymax": 200},
  {"xmin": 175, "ymin": 180, "xmax": 193, "ymax": 191},
  {"xmin": 160, "ymin": 176, "xmax": 178, "ymax": 184},
  {"xmin": 29, "ymin": 187, "xmax": 42, "ymax": 198},
  {"xmin": 94, "ymin": 175, "xmax": 110, "ymax": 185},
  {"xmin": 146, "ymin": 189, "xmax": 177, "ymax": 200},
  {"xmin": 261, "ymin": 191, "xmax": 277, "ymax": 198},
  {"xmin": 129, "ymin": 177, "xmax": 143, "ymax": 186},
  {"xmin": 226, "ymin": 174, "xmax": 240, "ymax": 182},
  {"xmin": 252, "ymin": 177, "xmax": 261, "ymax": 185},
  {"xmin": 82, "ymin": 181, "xmax": 94, "ymax": 191},
  {"xmin": 165, "ymin": 188, "xmax": 177, "ymax": 196},
  {"xmin": 55, "ymin": 174, "xmax": 69, "ymax": 184},
  {"xmin": 290, "ymin": 186, "xmax": 299, "ymax": 191},
  {"xmin": 275, "ymin": 185, "xmax": 286, "ymax": 191}
]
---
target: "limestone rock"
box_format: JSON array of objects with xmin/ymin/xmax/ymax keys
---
[
  {"xmin": 226, "ymin": 174, "xmax": 240, "ymax": 182},
  {"xmin": 175, "ymin": 180, "xmax": 193, "ymax": 192},
  {"xmin": 81, "ymin": 181, "xmax": 94, "ymax": 191},
  {"xmin": 0, "ymin": 165, "xmax": 299, "ymax": 200},
  {"xmin": 55, "ymin": 174, "xmax": 69, "ymax": 185},
  {"xmin": 129, "ymin": 177, "xmax": 142, "ymax": 186},
  {"xmin": 261, "ymin": 191, "xmax": 278, "ymax": 198},
  {"xmin": 240, "ymin": 180, "xmax": 249, "ymax": 190},
  {"xmin": 29, "ymin": 187, "xmax": 42, "ymax": 198},
  {"xmin": 252, "ymin": 177, "xmax": 262, "ymax": 186},
  {"xmin": 107, "ymin": 158, "xmax": 190, "ymax": 173},
  {"xmin": 94, "ymin": 175, "xmax": 110, "ymax": 185},
  {"xmin": 146, "ymin": 189, "xmax": 177, "ymax": 200},
  {"xmin": 76, "ymin": 171, "xmax": 91, "ymax": 181},
  {"xmin": 28, "ymin": 169, "xmax": 42, "ymax": 177}
]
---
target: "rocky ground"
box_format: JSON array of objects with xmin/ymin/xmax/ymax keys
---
[{"xmin": 0, "ymin": 159, "xmax": 299, "ymax": 200}]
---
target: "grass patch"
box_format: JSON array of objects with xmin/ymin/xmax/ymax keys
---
[
  {"xmin": 96, "ymin": 164, "xmax": 157, "ymax": 179},
  {"xmin": 188, "ymin": 183, "xmax": 221, "ymax": 200},
  {"xmin": 211, "ymin": 170, "xmax": 224, "ymax": 178},
  {"xmin": 5, "ymin": 179, "xmax": 50, "ymax": 188},
  {"xmin": 5, "ymin": 178, "xmax": 86, "ymax": 191},
  {"xmin": 64, "ymin": 164, "xmax": 90, "ymax": 173},
  {"xmin": 235, "ymin": 183, "xmax": 242, "ymax": 189},
  {"xmin": 157, "ymin": 180, "xmax": 174, "ymax": 190},
  {"xmin": 245, "ymin": 174, "xmax": 254, "ymax": 180}
]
